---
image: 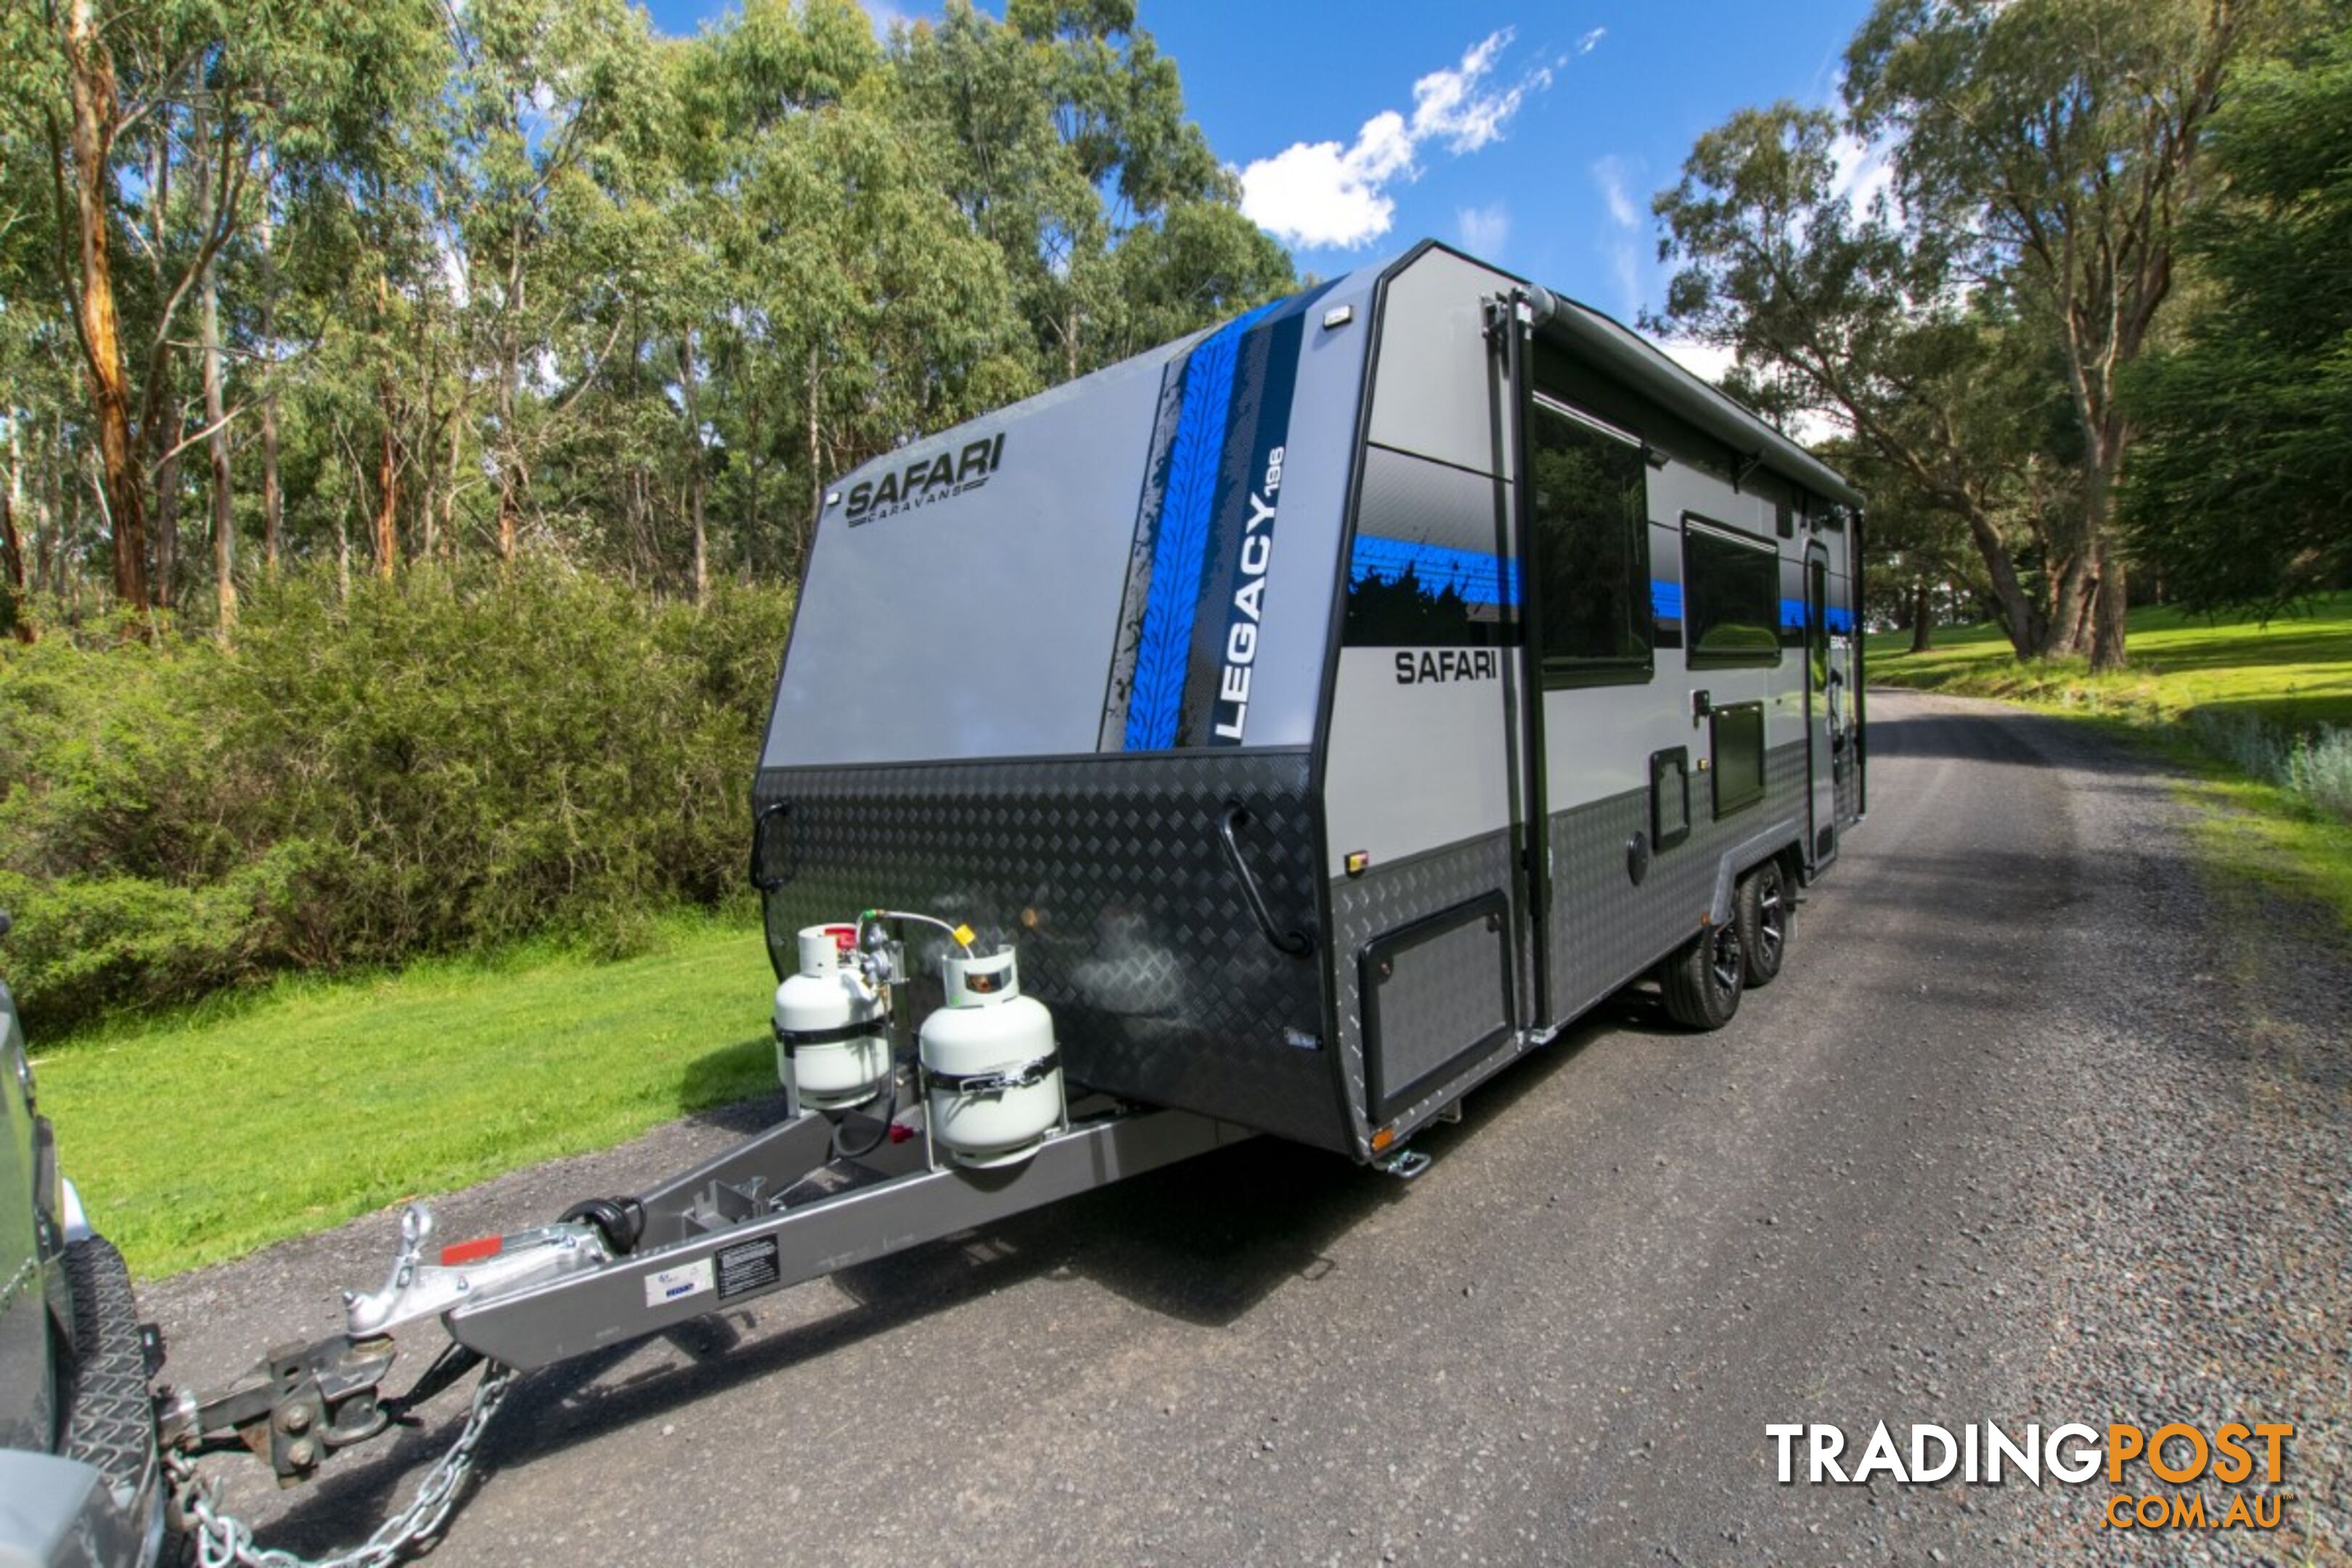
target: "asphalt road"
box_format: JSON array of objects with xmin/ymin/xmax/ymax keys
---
[{"xmin": 147, "ymin": 691, "xmax": 2351, "ymax": 1566}]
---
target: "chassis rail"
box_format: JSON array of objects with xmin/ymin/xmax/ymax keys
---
[
  {"xmin": 161, "ymin": 1083, "xmax": 1253, "ymax": 1487},
  {"xmin": 450, "ymin": 1100, "xmax": 1251, "ymax": 1369}
]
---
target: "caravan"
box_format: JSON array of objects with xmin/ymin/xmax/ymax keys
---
[{"xmin": 755, "ymin": 240, "xmax": 1867, "ymax": 1165}]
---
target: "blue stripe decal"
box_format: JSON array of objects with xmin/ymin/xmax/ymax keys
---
[
  {"xmin": 1826, "ymin": 606, "xmax": 1855, "ymax": 634},
  {"xmin": 1348, "ymin": 536, "xmax": 1520, "ymax": 609},
  {"xmin": 1651, "ymin": 580, "xmax": 1683, "ymax": 622},
  {"xmin": 1122, "ymin": 303, "xmax": 1275, "ymax": 751},
  {"xmin": 1780, "ymin": 597, "xmax": 1808, "ymax": 632}
]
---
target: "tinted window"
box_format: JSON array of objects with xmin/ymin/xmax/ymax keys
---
[
  {"xmin": 1529, "ymin": 399, "xmax": 1651, "ymax": 682},
  {"xmin": 1683, "ymin": 521, "xmax": 1781, "ymax": 667}
]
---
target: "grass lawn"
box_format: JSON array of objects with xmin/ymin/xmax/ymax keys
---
[
  {"xmin": 1868, "ymin": 592, "xmax": 2352, "ymax": 932},
  {"xmin": 33, "ymin": 912, "xmax": 778, "ymax": 1278}
]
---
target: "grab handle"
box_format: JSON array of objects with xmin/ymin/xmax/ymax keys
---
[
  {"xmin": 1217, "ymin": 804, "xmax": 1314, "ymax": 960},
  {"xmin": 749, "ymin": 800, "xmax": 796, "ymax": 892}
]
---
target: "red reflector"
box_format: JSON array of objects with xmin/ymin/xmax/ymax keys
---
[{"xmin": 440, "ymin": 1236, "xmax": 503, "ymax": 1267}]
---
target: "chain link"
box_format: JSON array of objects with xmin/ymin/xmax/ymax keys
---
[{"xmin": 166, "ymin": 1362, "xmax": 519, "ymax": 1568}]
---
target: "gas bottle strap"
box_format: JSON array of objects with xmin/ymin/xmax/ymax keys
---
[
  {"xmin": 773, "ymin": 1020, "xmax": 883, "ymax": 1053},
  {"xmin": 924, "ymin": 1052, "xmax": 1061, "ymax": 1095}
]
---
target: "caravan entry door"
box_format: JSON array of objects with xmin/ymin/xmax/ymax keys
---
[{"xmin": 1803, "ymin": 543, "xmax": 1838, "ymax": 865}]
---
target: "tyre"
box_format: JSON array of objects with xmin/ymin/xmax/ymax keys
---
[
  {"xmin": 1662, "ymin": 919, "xmax": 1744, "ymax": 1030},
  {"xmin": 1736, "ymin": 858, "xmax": 1792, "ymax": 988}
]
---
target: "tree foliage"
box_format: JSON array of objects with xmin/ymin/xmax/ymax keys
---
[
  {"xmin": 1656, "ymin": 0, "xmax": 2271, "ymax": 666},
  {"xmin": 0, "ymin": 0, "xmax": 1292, "ymax": 635},
  {"xmin": 2123, "ymin": 20, "xmax": 2352, "ymax": 613}
]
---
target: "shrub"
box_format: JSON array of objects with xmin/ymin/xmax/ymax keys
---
[
  {"xmin": 2188, "ymin": 709, "xmax": 2352, "ymax": 825},
  {"xmin": 0, "ymin": 565, "xmax": 793, "ymax": 1035}
]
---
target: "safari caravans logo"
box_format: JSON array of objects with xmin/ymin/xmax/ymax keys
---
[{"xmin": 843, "ymin": 433, "xmax": 1007, "ymax": 526}]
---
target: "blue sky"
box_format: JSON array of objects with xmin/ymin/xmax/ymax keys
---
[{"xmin": 642, "ymin": 1, "xmax": 1884, "ymax": 363}]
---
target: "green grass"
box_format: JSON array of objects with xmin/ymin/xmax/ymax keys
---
[
  {"xmin": 34, "ymin": 912, "xmax": 778, "ymax": 1278},
  {"xmin": 1869, "ymin": 592, "xmax": 2352, "ymax": 932}
]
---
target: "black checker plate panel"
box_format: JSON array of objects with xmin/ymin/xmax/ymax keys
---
[
  {"xmin": 1329, "ymin": 833, "xmax": 1517, "ymax": 1152},
  {"xmin": 754, "ymin": 751, "xmax": 1344, "ymax": 1151}
]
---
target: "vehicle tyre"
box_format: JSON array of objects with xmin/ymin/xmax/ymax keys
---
[
  {"xmin": 1662, "ymin": 920, "xmax": 1744, "ymax": 1030},
  {"xmin": 1736, "ymin": 859, "xmax": 1791, "ymax": 988},
  {"xmin": 61, "ymin": 1237, "xmax": 160, "ymax": 1497}
]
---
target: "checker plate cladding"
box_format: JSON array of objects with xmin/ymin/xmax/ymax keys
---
[
  {"xmin": 1328, "ymin": 742, "xmax": 1810, "ymax": 1154},
  {"xmin": 753, "ymin": 750, "xmax": 1347, "ymax": 1152}
]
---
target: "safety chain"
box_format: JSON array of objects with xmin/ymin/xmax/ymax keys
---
[{"xmin": 166, "ymin": 1362, "xmax": 519, "ymax": 1568}]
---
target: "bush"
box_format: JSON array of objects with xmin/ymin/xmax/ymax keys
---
[
  {"xmin": 0, "ymin": 565, "xmax": 793, "ymax": 1035},
  {"xmin": 2188, "ymin": 709, "xmax": 2352, "ymax": 825}
]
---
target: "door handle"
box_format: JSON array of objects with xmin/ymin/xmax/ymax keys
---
[
  {"xmin": 1217, "ymin": 804, "xmax": 1315, "ymax": 960},
  {"xmin": 748, "ymin": 800, "xmax": 795, "ymax": 892}
]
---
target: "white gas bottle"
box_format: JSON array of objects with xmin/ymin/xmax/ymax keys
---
[
  {"xmin": 920, "ymin": 947, "xmax": 1064, "ymax": 1167},
  {"xmin": 772, "ymin": 924, "xmax": 891, "ymax": 1109}
]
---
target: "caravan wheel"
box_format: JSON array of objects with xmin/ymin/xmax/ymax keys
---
[
  {"xmin": 1662, "ymin": 922, "xmax": 1744, "ymax": 1031},
  {"xmin": 1736, "ymin": 859, "xmax": 1791, "ymax": 987}
]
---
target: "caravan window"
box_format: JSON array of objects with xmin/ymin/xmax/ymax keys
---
[
  {"xmin": 1683, "ymin": 518, "xmax": 1783, "ymax": 667},
  {"xmin": 1528, "ymin": 396, "xmax": 1652, "ymax": 685}
]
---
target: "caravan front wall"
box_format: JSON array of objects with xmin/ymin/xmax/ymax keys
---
[{"xmin": 754, "ymin": 276, "xmax": 1379, "ymax": 1154}]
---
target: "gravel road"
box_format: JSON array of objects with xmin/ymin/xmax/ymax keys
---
[{"xmin": 144, "ymin": 691, "xmax": 2350, "ymax": 1566}]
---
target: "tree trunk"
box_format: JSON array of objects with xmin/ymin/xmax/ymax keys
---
[
  {"xmin": 2082, "ymin": 437, "xmax": 2128, "ymax": 673},
  {"xmin": 804, "ymin": 345, "xmax": 822, "ymax": 579},
  {"xmin": 2043, "ymin": 549, "xmax": 2096, "ymax": 661},
  {"xmin": 372, "ymin": 274, "xmax": 399, "ymax": 577},
  {"xmin": 373, "ymin": 417, "xmax": 399, "ymax": 578},
  {"xmin": 2088, "ymin": 544, "xmax": 2128, "ymax": 674},
  {"xmin": 442, "ymin": 391, "xmax": 465, "ymax": 563},
  {"xmin": 495, "ymin": 242, "xmax": 525, "ymax": 563},
  {"xmin": 679, "ymin": 334, "xmax": 708, "ymax": 605},
  {"xmin": 1958, "ymin": 509, "xmax": 2043, "ymax": 658},
  {"xmin": 152, "ymin": 421, "xmax": 181, "ymax": 611},
  {"xmin": 57, "ymin": 0, "xmax": 150, "ymax": 625},
  {"xmin": 144, "ymin": 118, "xmax": 179, "ymax": 615},
  {"xmin": 744, "ymin": 393, "xmax": 764, "ymax": 581},
  {"xmin": 1, "ymin": 427, "xmax": 33, "ymax": 644},
  {"xmin": 202, "ymin": 248, "xmax": 236, "ymax": 641},
  {"xmin": 258, "ymin": 142, "xmax": 282, "ymax": 576},
  {"xmin": 1908, "ymin": 579, "xmax": 1932, "ymax": 654}
]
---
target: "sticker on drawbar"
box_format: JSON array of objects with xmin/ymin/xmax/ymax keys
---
[
  {"xmin": 644, "ymin": 1257, "xmax": 714, "ymax": 1309},
  {"xmin": 717, "ymin": 1237, "xmax": 782, "ymax": 1301}
]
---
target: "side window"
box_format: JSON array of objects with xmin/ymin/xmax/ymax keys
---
[
  {"xmin": 1683, "ymin": 519, "xmax": 1783, "ymax": 668},
  {"xmin": 1528, "ymin": 395, "xmax": 1652, "ymax": 685}
]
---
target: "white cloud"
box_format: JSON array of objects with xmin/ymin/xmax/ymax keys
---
[
  {"xmin": 1575, "ymin": 27, "xmax": 1606, "ymax": 54},
  {"xmin": 1240, "ymin": 30, "xmax": 1556, "ymax": 251},
  {"xmin": 1658, "ymin": 338, "xmax": 1737, "ymax": 386},
  {"xmin": 1591, "ymin": 155, "xmax": 1639, "ymax": 230},
  {"xmin": 1609, "ymin": 241, "xmax": 1641, "ymax": 321},
  {"xmin": 1455, "ymin": 200, "xmax": 1511, "ymax": 256},
  {"xmin": 1829, "ymin": 129, "xmax": 1897, "ymax": 217}
]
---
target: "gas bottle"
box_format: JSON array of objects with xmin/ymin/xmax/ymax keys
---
[
  {"xmin": 772, "ymin": 923, "xmax": 891, "ymax": 1109},
  {"xmin": 919, "ymin": 947, "xmax": 1063, "ymax": 1167}
]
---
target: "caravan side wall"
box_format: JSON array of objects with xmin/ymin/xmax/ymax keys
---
[
  {"xmin": 1320, "ymin": 246, "xmax": 1864, "ymax": 1157},
  {"xmin": 753, "ymin": 279, "xmax": 1378, "ymax": 1154}
]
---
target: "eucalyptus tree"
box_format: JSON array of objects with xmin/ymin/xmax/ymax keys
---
[
  {"xmin": 442, "ymin": 0, "xmax": 666, "ymax": 562},
  {"xmin": 894, "ymin": 0, "xmax": 1289, "ymax": 384},
  {"xmin": 1, "ymin": 0, "xmax": 444, "ymax": 625},
  {"xmin": 1659, "ymin": 0, "xmax": 2249, "ymax": 666},
  {"xmin": 2124, "ymin": 19, "xmax": 2352, "ymax": 613},
  {"xmin": 1841, "ymin": 0, "xmax": 2245, "ymax": 669},
  {"xmin": 1653, "ymin": 105, "xmax": 2067, "ymax": 657}
]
